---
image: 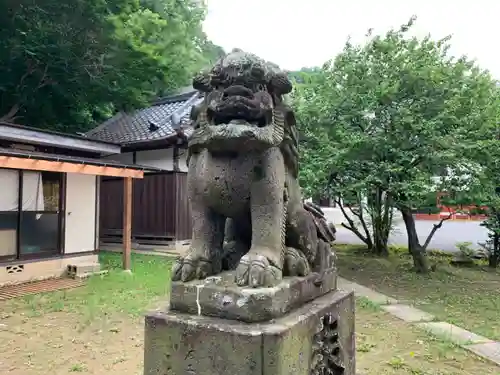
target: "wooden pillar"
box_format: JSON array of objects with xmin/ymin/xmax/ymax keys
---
[
  {"xmin": 172, "ymin": 146, "xmax": 180, "ymax": 172},
  {"xmin": 122, "ymin": 176, "xmax": 132, "ymax": 270}
]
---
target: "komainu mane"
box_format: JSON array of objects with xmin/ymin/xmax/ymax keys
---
[{"xmin": 172, "ymin": 49, "xmax": 336, "ymax": 287}]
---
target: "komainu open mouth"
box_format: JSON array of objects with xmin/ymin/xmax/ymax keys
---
[
  {"xmin": 205, "ymin": 85, "xmax": 273, "ymax": 128},
  {"xmin": 206, "ymin": 106, "xmax": 270, "ymax": 128},
  {"xmin": 188, "ymin": 51, "xmax": 290, "ymax": 153}
]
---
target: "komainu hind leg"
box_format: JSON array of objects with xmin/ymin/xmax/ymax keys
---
[
  {"xmin": 284, "ymin": 207, "xmax": 318, "ymax": 275},
  {"xmin": 283, "ymin": 178, "xmax": 337, "ymax": 277},
  {"xmin": 305, "ymin": 202, "xmax": 336, "ymax": 273},
  {"xmin": 284, "ymin": 247, "xmax": 311, "ymax": 276},
  {"xmin": 283, "ymin": 174, "xmax": 318, "ymax": 277}
]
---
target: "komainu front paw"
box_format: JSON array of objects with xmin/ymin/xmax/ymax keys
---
[
  {"xmin": 284, "ymin": 247, "xmax": 311, "ymax": 277},
  {"xmin": 171, "ymin": 248, "xmax": 222, "ymax": 282},
  {"xmin": 235, "ymin": 247, "xmax": 282, "ymax": 288}
]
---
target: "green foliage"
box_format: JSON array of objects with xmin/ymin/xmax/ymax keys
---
[
  {"xmin": 297, "ymin": 16, "xmax": 496, "ymax": 207},
  {"xmin": 288, "ymin": 67, "xmax": 322, "ymax": 85},
  {"xmin": 0, "ymin": 0, "xmax": 222, "ymax": 133},
  {"xmin": 464, "ymin": 95, "xmax": 500, "ymax": 266},
  {"xmin": 293, "ymin": 16, "xmax": 499, "ymax": 259}
]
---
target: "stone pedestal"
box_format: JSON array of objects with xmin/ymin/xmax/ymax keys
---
[{"xmin": 144, "ymin": 269, "xmax": 355, "ymax": 375}]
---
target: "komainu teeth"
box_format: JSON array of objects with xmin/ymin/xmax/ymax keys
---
[{"xmin": 229, "ymin": 119, "xmax": 248, "ymax": 125}]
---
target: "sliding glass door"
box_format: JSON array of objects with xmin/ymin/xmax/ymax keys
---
[
  {"xmin": 19, "ymin": 171, "xmax": 64, "ymax": 258},
  {"xmin": 0, "ymin": 169, "xmax": 64, "ymax": 261},
  {"xmin": 0, "ymin": 169, "xmax": 20, "ymax": 261}
]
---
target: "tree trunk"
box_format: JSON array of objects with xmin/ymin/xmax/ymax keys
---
[
  {"xmin": 373, "ymin": 231, "xmax": 389, "ymax": 256},
  {"xmin": 336, "ymin": 197, "xmax": 373, "ymax": 250},
  {"xmin": 400, "ymin": 207, "xmax": 429, "ymax": 273},
  {"xmin": 488, "ymin": 233, "xmax": 500, "ymax": 268},
  {"xmin": 369, "ymin": 188, "xmax": 389, "ymax": 256}
]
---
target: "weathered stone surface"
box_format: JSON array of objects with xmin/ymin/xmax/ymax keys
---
[
  {"xmin": 417, "ymin": 322, "xmax": 492, "ymax": 345},
  {"xmin": 144, "ymin": 290, "xmax": 355, "ymax": 375},
  {"xmin": 171, "ymin": 49, "xmax": 337, "ymax": 289},
  {"xmin": 382, "ymin": 304, "xmax": 434, "ymax": 322},
  {"xmin": 170, "ymin": 268, "xmax": 337, "ymax": 323},
  {"xmin": 464, "ymin": 341, "xmax": 500, "ymax": 366}
]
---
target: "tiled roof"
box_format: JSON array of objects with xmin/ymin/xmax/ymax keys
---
[{"xmin": 86, "ymin": 90, "xmax": 203, "ymax": 145}]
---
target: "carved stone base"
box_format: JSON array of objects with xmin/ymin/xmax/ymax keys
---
[
  {"xmin": 169, "ymin": 268, "xmax": 337, "ymax": 323},
  {"xmin": 144, "ymin": 289, "xmax": 355, "ymax": 375}
]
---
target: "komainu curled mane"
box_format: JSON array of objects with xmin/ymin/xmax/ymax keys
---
[{"xmin": 172, "ymin": 49, "xmax": 336, "ymax": 287}]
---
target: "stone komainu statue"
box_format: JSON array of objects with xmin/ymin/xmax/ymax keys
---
[{"xmin": 172, "ymin": 49, "xmax": 336, "ymax": 287}]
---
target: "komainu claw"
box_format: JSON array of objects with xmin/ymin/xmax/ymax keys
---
[
  {"xmin": 171, "ymin": 256, "xmax": 212, "ymax": 282},
  {"xmin": 235, "ymin": 253, "xmax": 282, "ymax": 288}
]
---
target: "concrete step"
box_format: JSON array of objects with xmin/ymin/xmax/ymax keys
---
[{"xmin": 67, "ymin": 263, "xmax": 101, "ymax": 278}]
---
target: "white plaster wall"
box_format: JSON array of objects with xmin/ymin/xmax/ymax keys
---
[
  {"xmin": 322, "ymin": 207, "xmax": 403, "ymax": 226},
  {"xmin": 135, "ymin": 148, "xmax": 174, "ymax": 170},
  {"xmin": 178, "ymin": 149, "xmax": 188, "ymax": 172},
  {"xmin": 103, "ymin": 152, "xmax": 134, "ymax": 164},
  {"xmin": 64, "ymin": 174, "xmax": 97, "ymax": 254},
  {"xmin": 104, "ymin": 148, "xmax": 182, "ymax": 171}
]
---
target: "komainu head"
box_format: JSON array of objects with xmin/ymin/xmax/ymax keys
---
[{"xmin": 189, "ymin": 49, "xmax": 293, "ymax": 153}]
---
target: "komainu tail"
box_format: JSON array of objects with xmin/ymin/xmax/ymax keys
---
[{"xmin": 304, "ymin": 201, "xmax": 336, "ymax": 244}]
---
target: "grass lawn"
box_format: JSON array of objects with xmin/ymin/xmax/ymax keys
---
[
  {"xmin": 355, "ymin": 298, "xmax": 500, "ymax": 374},
  {"xmin": 4, "ymin": 252, "xmax": 174, "ymax": 325},
  {"xmin": 0, "ymin": 251, "xmax": 499, "ymax": 374},
  {"xmin": 336, "ymin": 244, "xmax": 500, "ymax": 341}
]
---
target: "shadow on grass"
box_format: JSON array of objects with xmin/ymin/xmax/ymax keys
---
[{"xmin": 336, "ymin": 244, "xmax": 500, "ymax": 340}]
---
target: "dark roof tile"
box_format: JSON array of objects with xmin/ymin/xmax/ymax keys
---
[{"xmin": 86, "ymin": 91, "xmax": 202, "ymax": 144}]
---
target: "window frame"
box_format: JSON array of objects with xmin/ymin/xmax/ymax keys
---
[{"xmin": 0, "ymin": 169, "xmax": 66, "ymax": 262}]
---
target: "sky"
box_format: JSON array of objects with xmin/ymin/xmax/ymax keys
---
[{"xmin": 204, "ymin": 0, "xmax": 500, "ymax": 78}]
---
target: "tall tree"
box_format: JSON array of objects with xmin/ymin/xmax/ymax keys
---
[
  {"xmin": 289, "ymin": 67, "xmax": 321, "ymax": 84},
  {"xmin": 294, "ymin": 17, "xmax": 498, "ymax": 271},
  {"xmin": 0, "ymin": 0, "xmax": 217, "ymax": 133},
  {"xmin": 199, "ymin": 39, "xmax": 226, "ymax": 65},
  {"xmin": 466, "ymin": 92, "xmax": 500, "ymax": 267}
]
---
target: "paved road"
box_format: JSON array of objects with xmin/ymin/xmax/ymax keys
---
[{"xmin": 323, "ymin": 209, "xmax": 489, "ymax": 253}]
